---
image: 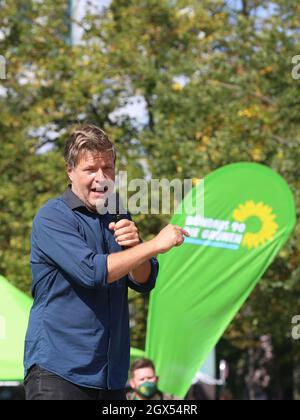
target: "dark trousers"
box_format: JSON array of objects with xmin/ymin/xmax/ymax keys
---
[{"xmin": 24, "ymin": 365, "xmax": 127, "ymax": 400}]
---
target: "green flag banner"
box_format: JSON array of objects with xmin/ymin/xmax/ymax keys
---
[
  {"xmin": 0, "ymin": 276, "xmax": 32, "ymax": 381},
  {"xmin": 146, "ymin": 163, "xmax": 296, "ymax": 397}
]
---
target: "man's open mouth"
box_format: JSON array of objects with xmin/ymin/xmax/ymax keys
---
[{"xmin": 91, "ymin": 187, "xmax": 109, "ymax": 193}]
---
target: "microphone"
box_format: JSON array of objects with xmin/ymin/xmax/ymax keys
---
[{"xmin": 112, "ymin": 192, "xmax": 123, "ymax": 224}]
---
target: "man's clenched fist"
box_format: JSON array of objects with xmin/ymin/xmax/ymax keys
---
[{"xmin": 109, "ymin": 219, "xmax": 141, "ymax": 248}]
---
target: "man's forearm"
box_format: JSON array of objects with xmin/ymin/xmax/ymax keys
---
[
  {"xmin": 107, "ymin": 240, "xmax": 157, "ymax": 284},
  {"xmin": 129, "ymin": 260, "xmax": 152, "ymax": 284}
]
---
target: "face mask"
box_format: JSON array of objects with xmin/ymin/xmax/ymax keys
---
[{"xmin": 136, "ymin": 381, "xmax": 157, "ymax": 399}]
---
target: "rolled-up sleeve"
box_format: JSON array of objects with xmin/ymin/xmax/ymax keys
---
[
  {"xmin": 32, "ymin": 205, "xmax": 108, "ymax": 289},
  {"xmin": 127, "ymin": 257, "xmax": 159, "ymax": 293}
]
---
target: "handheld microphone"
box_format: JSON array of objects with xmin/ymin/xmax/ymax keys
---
[{"xmin": 112, "ymin": 193, "xmax": 123, "ymax": 224}]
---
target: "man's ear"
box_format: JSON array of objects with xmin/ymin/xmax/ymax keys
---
[
  {"xmin": 129, "ymin": 379, "xmax": 135, "ymax": 389},
  {"xmin": 66, "ymin": 164, "xmax": 73, "ymax": 182}
]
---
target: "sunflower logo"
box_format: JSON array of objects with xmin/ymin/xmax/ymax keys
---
[{"xmin": 233, "ymin": 201, "xmax": 278, "ymax": 249}]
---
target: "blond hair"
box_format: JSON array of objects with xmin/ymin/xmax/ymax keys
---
[{"xmin": 64, "ymin": 124, "xmax": 116, "ymax": 168}]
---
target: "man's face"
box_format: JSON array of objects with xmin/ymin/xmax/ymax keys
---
[
  {"xmin": 67, "ymin": 150, "xmax": 115, "ymax": 212},
  {"xmin": 129, "ymin": 367, "xmax": 158, "ymax": 390}
]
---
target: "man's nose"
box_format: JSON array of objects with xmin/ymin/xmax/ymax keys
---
[{"xmin": 95, "ymin": 168, "xmax": 107, "ymax": 181}]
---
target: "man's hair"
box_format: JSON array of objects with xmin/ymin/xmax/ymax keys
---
[
  {"xmin": 130, "ymin": 358, "xmax": 156, "ymax": 378},
  {"xmin": 64, "ymin": 124, "xmax": 116, "ymax": 168}
]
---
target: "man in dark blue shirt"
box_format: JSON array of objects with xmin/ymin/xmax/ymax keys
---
[{"xmin": 24, "ymin": 124, "xmax": 189, "ymax": 400}]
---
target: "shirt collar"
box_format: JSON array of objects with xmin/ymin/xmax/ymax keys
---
[{"xmin": 62, "ymin": 185, "xmax": 86, "ymax": 210}]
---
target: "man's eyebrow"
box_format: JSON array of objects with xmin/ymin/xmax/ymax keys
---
[{"xmin": 83, "ymin": 165, "xmax": 97, "ymax": 169}]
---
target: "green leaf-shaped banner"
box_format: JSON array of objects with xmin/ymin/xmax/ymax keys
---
[
  {"xmin": 0, "ymin": 276, "xmax": 32, "ymax": 381},
  {"xmin": 146, "ymin": 163, "xmax": 296, "ymax": 397}
]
